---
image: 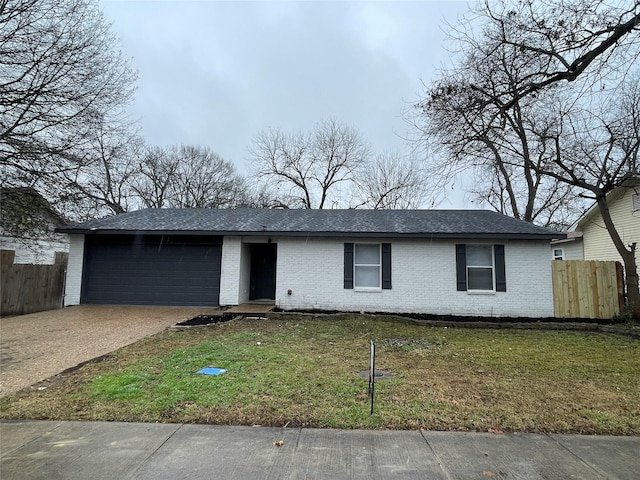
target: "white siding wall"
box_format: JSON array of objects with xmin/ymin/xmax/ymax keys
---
[
  {"xmin": 64, "ymin": 235, "xmax": 85, "ymax": 306},
  {"xmin": 219, "ymin": 236, "xmax": 242, "ymax": 305},
  {"xmin": 582, "ymin": 189, "xmax": 639, "ymax": 264},
  {"xmin": 0, "ymin": 234, "xmax": 69, "ymax": 264},
  {"xmin": 551, "ymin": 241, "xmax": 583, "ymax": 261},
  {"xmin": 275, "ymin": 237, "xmax": 554, "ymax": 318},
  {"xmin": 562, "ymin": 241, "xmax": 584, "ymax": 260}
]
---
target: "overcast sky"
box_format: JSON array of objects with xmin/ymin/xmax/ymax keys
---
[{"xmin": 101, "ymin": 0, "xmax": 472, "ymax": 207}]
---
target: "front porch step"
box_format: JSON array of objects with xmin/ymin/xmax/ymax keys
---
[{"xmin": 224, "ymin": 302, "xmax": 275, "ymax": 316}]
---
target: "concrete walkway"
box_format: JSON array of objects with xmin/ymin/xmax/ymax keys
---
[{"xmin": 1, "ymin": 420, "xmax": 638, "ymax": 479}]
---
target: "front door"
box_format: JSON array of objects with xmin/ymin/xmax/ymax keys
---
[{"xmin": 249, "ymin": 243, "xmax": 277, "ymax": 300}]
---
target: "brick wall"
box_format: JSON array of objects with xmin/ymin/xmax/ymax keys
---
[
  {"xmin": 275, "ymin": 237, "xmax": 554, "ymax": 318},
  {"xmin": 64, "ymin": 234, "xmax": 85, "ymax": 306},
  {"xmin": 219, "ymin": 236, "xmax": 242, "ymax": 305}
]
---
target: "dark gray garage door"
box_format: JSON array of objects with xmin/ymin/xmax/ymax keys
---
[{"xmin": 81, "ymin": 235, "xmax": 222, "ymax": 306}]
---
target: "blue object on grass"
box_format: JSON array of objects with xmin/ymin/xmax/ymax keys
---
[{"xmin": 197, "ymin": 367, "xmax": 227, "ymax": 375}]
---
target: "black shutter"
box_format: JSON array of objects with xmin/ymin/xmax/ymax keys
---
[
  {"xmin": 494, "ymin": 244, "xmax": 506, "ymax": 292},
  {"xmin": 456, "ymin": 244, "xmax": 467, "ymax": 291},
  {"xmin": 344, "ymin": 243, "xmax": 354, "ymax": 289},
  {"xmin": 382, "ymin": 243, "xmax": 392, "ymax": 289}
]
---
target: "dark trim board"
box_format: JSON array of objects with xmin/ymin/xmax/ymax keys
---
[
  {"xmin": 63, "ymin": 229, "xmax": 559, "ymax": 240},
  {"xmin": 81, "ymin": 234, "xmax": 222, "ymax": 306}
]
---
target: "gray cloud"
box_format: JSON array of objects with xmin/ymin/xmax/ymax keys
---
[{"xmin": 101, "ymin": 0, "xmax": 470, "ymax": 205}]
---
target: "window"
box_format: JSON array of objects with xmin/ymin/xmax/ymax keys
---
[
  {"xmin": 553, "ymin": 248, "xmax": 564, "ymax": 260},
  {"xmin": 633, "ymin": 194, "xmax": 640, "ymax": 212},
  {"xmin": 344, "ymin": 243, "xmax": 391, "ymax": 290},
  {"xmin": 466, "ymin": 245, "xmax": 494, "ymax": 290},
  {"xmin": 456, "ymin": 244, "xmax": 506, "ymax": 292},
  {"xmin": 354, "ymin": 244, "xmax": 381, "ymax": 288}
]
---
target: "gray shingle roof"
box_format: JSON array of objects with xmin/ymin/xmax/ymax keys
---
[{"xmin": 57, "ymin": 208, "xmax": 563, "ymax": 240}]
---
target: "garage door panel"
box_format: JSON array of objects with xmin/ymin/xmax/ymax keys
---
[{"xmin": 81, "ymin": 236, "xmax": 222, "ymax": 306}]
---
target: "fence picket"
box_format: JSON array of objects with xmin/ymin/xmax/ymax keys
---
[
  {"xmin": 552, "ymin": 260, "xmax": 623, "ymax": 319},
  {"xmin": 1, "ymin": 263, "xmax": 66, "ymax": 316}
]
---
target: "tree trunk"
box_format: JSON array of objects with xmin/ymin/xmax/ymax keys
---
[
  {"xmin": 596, "ymin": 196, "xmax": 640, "ymax": 319},
  {"xmin": 623, "ymin": 243, "xmax": 640, "ymax": 319}
]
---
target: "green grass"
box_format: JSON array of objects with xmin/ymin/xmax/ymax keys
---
[{"xmin": 1, "ymin": 314, "xmax": 639, "ymax": 434}]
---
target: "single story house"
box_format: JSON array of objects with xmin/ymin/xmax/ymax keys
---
[{"xmin": 57, "ymin": 208, "xmax": 562, "ymax": 318}]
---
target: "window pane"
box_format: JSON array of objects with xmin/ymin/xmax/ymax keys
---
[
  {"xmin": 467, "ymin": 245, "xmax": 492, "ymax": 266},
  {"xmin": 355, "ymin": 244, "xmax": 380, "ymax": 265},
  {"xmin": 355, "ymin": 265, "xmax": 380, "ymax": 288},
  {"xmin": 468, "ymin": 267, "xmax": 493, "ymax": 290}
]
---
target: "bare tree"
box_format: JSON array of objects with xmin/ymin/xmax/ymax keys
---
[
  {"xmin": 413, "ymin": 0, "xmax": 640, "ymax": 316},
  {"xmin": 0, "ymin": 0, "xmax": 137, "ymax": 197},
  {"xmin": 537, "ymin": 79, "xmax": 640, "ymax": 315},
  {"xmin": 59, "ymin": 120, "xmax": 144, "ymax": 218},
  {"xmin": 311, "ymin": 119, "xmax": 370, "ymax": 208},
  {"xmin": 250, "ymin": 119, "xmax": 370, "ymax": 208},
  {"xmin": 130, "ymin": 146, "xmax": 179, "ymax": 209},
  {"xmin": 353, "ymin": 152, "xmax": 427, "ymax": 209},
  {"xmin": 465, "ymin": 0, "xmax": 640, "ymax": 109},
  {"xmin": 170, "ymin": 145, "xmax": 247, "ymax": 208},
  {"xmin": 132, "ymin": 145, "xmax": 247, "ymax": 209},
  {"xmin": 242, "ymin": 183, "xmax": 291, "ymax": 209},
  {"xmin": 412, "ymin": 31, "xmax": 587, "ymax": 227}
]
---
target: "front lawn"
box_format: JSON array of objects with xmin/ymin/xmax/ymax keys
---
[{"xmin": 1, "ymin": 314, "xmax": 638, "ymax": 434}]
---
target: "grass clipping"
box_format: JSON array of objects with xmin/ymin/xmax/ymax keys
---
[{"xmin": 1, "ymin": 314, "xmax": 639, "ymax": 434}]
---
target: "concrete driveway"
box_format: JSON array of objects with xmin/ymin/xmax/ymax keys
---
[{"xmin": 0, "ymin": 305, "xmax": 220, "ymax": 397}]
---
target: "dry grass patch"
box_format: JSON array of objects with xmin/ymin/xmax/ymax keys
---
[{"xmin": 1, "ymin": 314, "xmax": 638, "ymax": 434}]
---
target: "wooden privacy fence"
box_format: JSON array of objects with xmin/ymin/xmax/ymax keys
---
[
  {"xmin": 1, "ymin": 251, "xmax": 67, "ymax": 316},
  {"xmin": 552, "ymin": 260, "xmax": 624, "ymax": 319}
]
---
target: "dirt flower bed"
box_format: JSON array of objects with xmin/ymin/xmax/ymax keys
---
[{"xmin": 1, "ymin": 314, "xmax": 638, "ymax": 434}]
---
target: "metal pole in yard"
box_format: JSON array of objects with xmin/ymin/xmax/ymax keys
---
[{"xmin": 369, "ymin": 338, "xmax": 375, "ymax": 415}]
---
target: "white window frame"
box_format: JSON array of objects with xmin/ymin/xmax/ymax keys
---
[
  {"xmin": 353, "ymin": 243, "xmax": 381, "ymax": 291},
  {"xmin": 466, "ymin": 244, "xmax": 495, "ymax": 293},
  {"xmin": 553, "ymin": 248, "xmax": 565, "ymax": 260},
  {"xmin": 632, "ymin": 193, "xmax": 640, "ymax": 212}
]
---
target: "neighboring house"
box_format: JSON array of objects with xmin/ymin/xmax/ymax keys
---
[
  {"xmin": 0, "ymin": 187, "xmax": 69, "ymax": 264},
  {"xmin": 550, "ymin": 231, "xmax": 584, "ymax": 261},
  {"xmin": 573, "ymin": 179, "xmax": 640, "ymax": 265},
  {"xmin": 58, "ymin": 208, "xmax": 562, "ymax": 318}
]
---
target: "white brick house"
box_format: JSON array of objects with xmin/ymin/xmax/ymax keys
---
[{"xmin": 59, "ymin": 208, "xmax": 562, "ymax": 318}]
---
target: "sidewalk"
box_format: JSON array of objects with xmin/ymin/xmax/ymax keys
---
[{"xmin": 1, "ymin": 420, "xmax": 638, "ymax": 479}]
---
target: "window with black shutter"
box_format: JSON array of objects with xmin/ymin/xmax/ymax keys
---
[
  {"xmin": 456, "ymin": 244, "xmax": 506, "ymax": 292},
  {"xmin": 344, "ymin": 243, "xmax": 391, "ymax": 290}
]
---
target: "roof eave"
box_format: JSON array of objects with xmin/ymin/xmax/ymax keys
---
[{"xmin": 55, "ymin": 228, "xmax": 560, "ymax": 240}]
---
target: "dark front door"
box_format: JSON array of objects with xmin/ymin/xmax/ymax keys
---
[{"xmin": 249, "ymin": 243, "xmax": 277, "ymax": 300}]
